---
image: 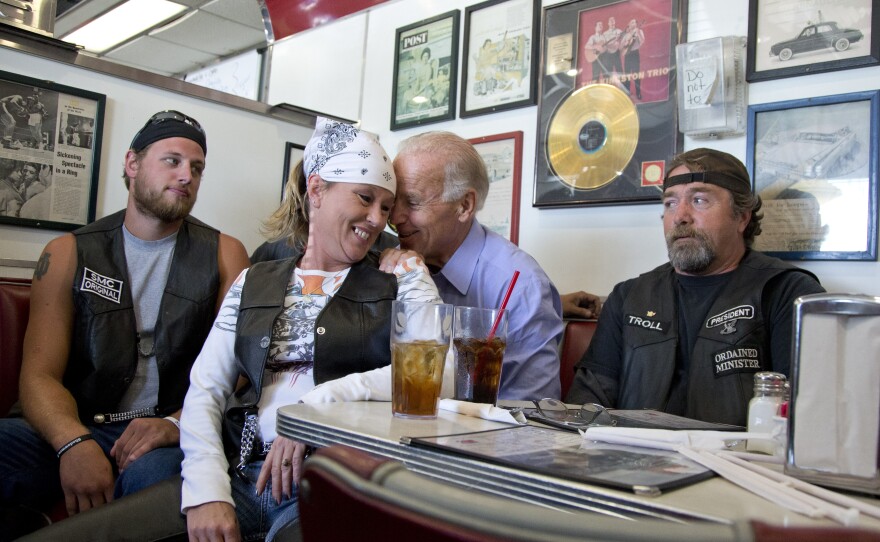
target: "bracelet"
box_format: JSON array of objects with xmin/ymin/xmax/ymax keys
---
[
  {"xmin": 56, "ymin": 434, "xmax": 94, "ymax": 459},
  {"xmin": 164, "ymin": 416, "xmax": 181, "ymax": 430}
]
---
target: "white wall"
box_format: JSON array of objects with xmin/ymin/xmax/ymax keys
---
[
  {"xmin": 351, "ymin": 0, "xmax": 879, "ymax": 297},
  {"xmin": 0, "ymin": 47, "xmax": 314, "ymax": 277}
]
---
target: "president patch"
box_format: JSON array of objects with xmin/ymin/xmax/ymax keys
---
[
  {"xmin": 81, "ymin": 267, "xmax": 123, "ymax": 304},
  {"xmin": 713, "ymin": 346, "xmax": 762, "ymax": 377},
  {"xmin": 705, "ymin": 305, "xmax": 754, "ymax": 335}
]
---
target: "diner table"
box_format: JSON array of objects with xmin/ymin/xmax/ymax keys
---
[{"xmin": 277, "ymin": 401, "xmax": 880, "ymax": 531}]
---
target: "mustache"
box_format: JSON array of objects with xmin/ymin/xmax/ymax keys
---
[{"xmin": 666, "ymin": 225, "xmax": 702, "ymax": 243}]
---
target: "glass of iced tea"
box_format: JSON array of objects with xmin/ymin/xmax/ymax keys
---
[
  {"xmin": 390, "ymin": 301, "xmax": 453, "ymax": 419},
  {"xmin": 453, "ymin": 306, "xmax": 508, "ymax": 405}
]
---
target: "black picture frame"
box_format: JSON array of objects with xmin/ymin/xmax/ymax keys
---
[
  {"xmin": 746, "ymin": 0, "xmax": 879, "ymax": 83},
  {"xmin": 391, "ymin": 10, "xmax": 460, "ymax": 131},
  {"xmin": 533, "ymin": 0, "xmax": 686, "ymax": 208},
  {"xmin": 460, "ymin": 0, "xmax": 540, "ymax": 118},
  {"xmin": 0, "ymin": 70, "xmax": 105, "ymax": 231},
  {"xmin": 281, "ymin": 141, "xmax": 305, "ymax": 201},
  {"xmin": 746, "ymin": 90, "xmax": 879, "ymax": 261}
]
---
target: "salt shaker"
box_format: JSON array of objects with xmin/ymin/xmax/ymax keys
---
[{"xmin": 746, "ymin": 371, "xmax": 787, "ymax": 454}]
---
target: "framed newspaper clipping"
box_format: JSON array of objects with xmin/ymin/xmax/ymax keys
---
[
  {"xmin": 533, "ymin": 0, "xmax": 686, "ymax": 208},
  {"xmin": 391, "ymin": 10, "xmax": 460, "ymax": 131},
  {"xmin": 460, "ymin": 0, "xmax": 540, "ymax": 118},
  {"xmin": 0, "ymin": 70, "xmax": 105, "ymax": 231},
  {"xmin": 747, "ymin": 90, "xmax": 878, "ymax": 261}
]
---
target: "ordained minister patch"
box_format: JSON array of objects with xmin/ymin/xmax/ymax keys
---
[{"xmin": 713, "ymin": 346, "xmax": 762, "ymax": 377}]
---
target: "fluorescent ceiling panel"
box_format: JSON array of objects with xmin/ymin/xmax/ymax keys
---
[{"xmin": 62, "ymin": 0, "xmax": 188, "ymax": 53}]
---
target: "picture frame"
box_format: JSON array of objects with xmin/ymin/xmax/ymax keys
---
[
  {"xmin": 460, "ymin": 0, "xmax": 540, "ymax": 118},
  {"xmin": 746, "ymin": 0, "xmax": 878, "ymax": 83},
  {"xmin": 469, "ymin": 131, "xmax": 523, "ymax": 244},
  {"xmin": 746, "ymin": 90, "xmax": 878, "ymax": 261},
  {"xmin": 390, "ymin": 10, "xmax": 460, "ymax": 131},
  {"xmin": 281, "ymin": 141, "xmax": 305, "ymax": 200},
  {"xmin": 0, "ymin": 70, "xmax": 105, "ymax": 231},
  {"xmin": 533, "ymin": 0, "xmax": 686, "ymax": 208}
]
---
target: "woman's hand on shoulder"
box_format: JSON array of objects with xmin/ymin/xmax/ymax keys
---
[{"xmin": 379, "ymin": 248, "xmax": 424, "ymax": 274}]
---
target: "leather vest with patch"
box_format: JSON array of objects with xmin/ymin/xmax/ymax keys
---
[
  {"xmin": 67, "ymin": 210, "xmax": 219, "ymax": 421},
  {"xmin": 618, "ymin": 251, "xmax": 812, "ymax": 425}
]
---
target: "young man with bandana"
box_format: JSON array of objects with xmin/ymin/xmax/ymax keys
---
[
  {"xmin": 565, "ymin": 148, "xmax": 825, "ymax": 426},
  {"xmin": 0, "ymin": 111, "xmax": 250, "ymax": 537}
]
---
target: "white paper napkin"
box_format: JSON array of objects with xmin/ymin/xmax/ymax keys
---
[
  {"xmin": 438, "ymin": 399, "xmax": 527, "ymax": 425},
  {"xmin": 583, "ymin": 426, "xmax": 772, "ymax": 451}
]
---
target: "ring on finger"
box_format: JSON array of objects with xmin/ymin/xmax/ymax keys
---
[{"xmin": 282, "ymin": 458, "xmax": 292, "ymax": 468}]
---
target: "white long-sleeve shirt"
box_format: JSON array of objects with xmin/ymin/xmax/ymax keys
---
[{"xmin": 180, "ymin": 256, "xmax": 440, "ymax": 511}]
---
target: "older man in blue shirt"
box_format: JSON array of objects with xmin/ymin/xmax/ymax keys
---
[{"xmin": 381, "ymin": 131, "xmax": 564, "ymax": 400}]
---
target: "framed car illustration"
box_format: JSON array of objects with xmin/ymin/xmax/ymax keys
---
[{"xmin": 746, "ymin": 0, "xmax": 878, "ymax": 82}]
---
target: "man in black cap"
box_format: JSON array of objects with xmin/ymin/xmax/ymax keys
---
[
  {"xmin": 0, "ymin": 111, "xmax": 250, "ymax": 536},
  {"xmin": 565, "ymin": 148, "xmax": 825, "ymax": 426}
]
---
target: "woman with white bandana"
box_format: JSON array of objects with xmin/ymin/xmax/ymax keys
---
[{"xmin": 179, "ymin": 117, "xmax": 441, "ymax": 541}]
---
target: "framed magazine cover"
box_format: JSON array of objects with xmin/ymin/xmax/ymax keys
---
[
  {"xmin": 746, "ymin": 0, "xmax": 878, "ymax": 83},
  {"xmin": 746, "ymin": 90, "xmax": 878, "ymax": 261},
  {"xmin": 533, "ymin": 0, "xmax": 686, "ymax": 208},
  {"xmin": 0, "ymin": 70, "xmax": 105, "ymax": 231},
  {"xmin": 391, "ymin": 10, "xmax": 460, "ymax": 131},
  {"xmin": 460, "ymin": 0, "xmax": 540, "ymax": 118},
  {"xmin": 468, "ymin": 131, "xmax": 523, "ymax": 244}
]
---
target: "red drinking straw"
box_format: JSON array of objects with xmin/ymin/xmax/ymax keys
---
[{"xmin": 488, "ymin": 270, "xmax": 519, "ymax": 339}]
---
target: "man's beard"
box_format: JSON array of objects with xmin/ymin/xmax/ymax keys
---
[
  {"xmin": 666, "ymin": 225, "xmax": 715, "ymax": 273},
  {"xmin": 132, "ymin": 175, "xmax": 194, "ymax": 222}
]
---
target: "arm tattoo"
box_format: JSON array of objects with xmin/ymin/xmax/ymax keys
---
[{"xmin": 34, "ymin": 252, "xmax": 50, "ymax": 280}]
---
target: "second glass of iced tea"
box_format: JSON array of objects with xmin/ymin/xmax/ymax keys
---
[{"xmin": 453, "ymin": 306, "xmax": 508, "ymax": 405}]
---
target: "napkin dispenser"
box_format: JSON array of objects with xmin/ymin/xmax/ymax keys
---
[{"xmin": 785, "ymin": 293, "xmax": 880, "ymax": 494}]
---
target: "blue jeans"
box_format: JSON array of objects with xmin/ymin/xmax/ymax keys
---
[
  {"xmin": 233, "ymin": 462, "xmax": 300, "ymax": 542},
  {"xmin": 0, "ymin": 417, "xmax": 183, "ymax": 510}
]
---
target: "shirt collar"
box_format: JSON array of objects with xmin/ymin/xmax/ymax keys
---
[{"xmin": 437, "ymin": 220, "xmax": 484, "ymax": 296}]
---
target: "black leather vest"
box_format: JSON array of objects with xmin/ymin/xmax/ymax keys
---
[
  {"xmin": 618, "ymin": 251, "xmax": 814, "ymax": 425},
  {"xmin": 223, "ymin": 251, "xmax": 397, "ymax": 456},
  {"xmin": 67, "ymin": 210, "xmax": 219, "ymax": 421}
]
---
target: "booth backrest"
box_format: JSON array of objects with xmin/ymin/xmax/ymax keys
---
[
  {"xmin": 559, "ymin": 319, "xmax": 597, "ymax": 399},
  {"xmin": 0, "ymin": 277, "xmax": 32, "ymax": 417}
]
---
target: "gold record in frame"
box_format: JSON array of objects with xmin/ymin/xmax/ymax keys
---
[{"xmin": 546, "ymin": 84, "xmax": 639, "ymax": 190}]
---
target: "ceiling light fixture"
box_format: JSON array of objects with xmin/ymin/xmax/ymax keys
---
[{"xmin": 61, "ymin": 0, "xmax": 187, "ymax": 54}]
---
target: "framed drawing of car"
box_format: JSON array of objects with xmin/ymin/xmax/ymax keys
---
[
  {"xmin": 746, "ymin": 0, "xmax": 879, "ymax": 82},
  {"xmin": 746, "ymin": 90, "xmax": 878, "ymax": 261}
]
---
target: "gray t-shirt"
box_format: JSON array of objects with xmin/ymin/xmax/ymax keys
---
[{"xmin": 116, "ymin": 225, "xmax": 176, "ymax": 412}]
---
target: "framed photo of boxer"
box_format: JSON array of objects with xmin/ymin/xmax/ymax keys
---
[
  {"xmin": 468, "ymin": 131, "xmax": 523, "ymax": 245},
  {"xmin": 281, "ymin": 141, "xmax": 305, "ymax": 201},
  {"xmin": 746, "ymin": 0, "xmax": 878, "ymax": 83},
  {"xmin": 747, "ymin": 90, "xmax": 879, "ymax": 261},
  {"xmin": 391, "ymin": 10, "xmax": 460, "ymax": 131},
  {"xmin": 0, "ymin": 70, "xmax": 105, "ymax": 231},
  {"xmin": 533, "ymin": 0, "xmax": 686, "ymax": 208},
  {"xmin": 460, "ymin": 0, "xmax": 540, "ymax": 118}
]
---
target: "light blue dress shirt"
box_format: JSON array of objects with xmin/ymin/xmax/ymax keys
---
[{"xmin": 433, "ymin": 221, "xmax": 564, "ymax": 400}]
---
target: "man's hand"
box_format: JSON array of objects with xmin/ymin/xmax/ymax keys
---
[
  {"xmin": 378, "ymin": 248, "xmax": 423, "ymax": 274},
  {"xmin": 186, "ymin": 501, "xmax": 241, "ymax": 542},
  {"xmin": 256, "ymin": 436, "xmax": 308, "ymax": 504},
  {"xmin": 59, "ymin": 440, "xmax": 114, "ymax": 515},
  {"xmin": 110, "ymin": 417, "xmax": 179, "ymax": 470},
  {"xmin": 561, "ymin": 291, "xmax": 603, "ymax": 320}
]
